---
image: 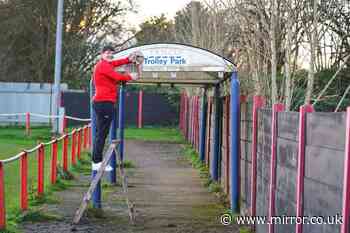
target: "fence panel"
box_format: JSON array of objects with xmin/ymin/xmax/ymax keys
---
[
  {"xmin": 256, "ymin": 108, "xmax": 272, "ymax": 233},
  {"xmin": 275, "ymin": 112, "xmax": 299, "ymax": 233},
  {"xmin": 303, "ymin": 112, "xmax": 346, "ymax": 233},
  {"xmin": 240, "ymin": 98, "xmax": 253, "ymax": 215}
]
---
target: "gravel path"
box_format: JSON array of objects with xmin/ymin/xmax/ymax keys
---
[{"xmin": 20, "ymin": 140, "xmax": 238, "ymax": 233}]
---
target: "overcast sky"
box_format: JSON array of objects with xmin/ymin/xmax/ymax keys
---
[{"xmin": 125, "ymin": 0, "xmax": 194, "ymax": 28}]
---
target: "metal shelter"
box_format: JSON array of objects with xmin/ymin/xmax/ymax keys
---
[{"xmin": 90, "ymin": 43, "xmax": 240, "ymax": 212}]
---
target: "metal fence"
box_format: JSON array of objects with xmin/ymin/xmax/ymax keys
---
[{"xmin": 0, "ymin": 82, "xmax": 68, "ymax": 124}]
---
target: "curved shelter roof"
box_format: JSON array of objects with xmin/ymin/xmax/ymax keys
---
[{"xmin": 113, "ymin": 43, "xmax": 236, "ymax": 86}]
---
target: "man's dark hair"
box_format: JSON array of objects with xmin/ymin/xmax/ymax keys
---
[{"xmin": 101, "ymin": 45, "xmax": 115, "ymax": 53}]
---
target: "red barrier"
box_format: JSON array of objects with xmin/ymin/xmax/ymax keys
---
[
  {"xmin": 194, "ymin": 96, "xmax": 197, "ymax": 149},
  {"xmin": 186, "ymin": 95, "xmax": 189, "ymax": 140},
  {"xmin": 63, "ymin": 135, "xmax": 68, "ymax": 171},
  {"xmin": 206, "ymin": 97, "xmax": 213, "ymax": 166},
  {"xmin": 250, "ymin": 96, "xmax": 265, "ymax": 218},
  {"xmin": 87, "ymin": 126, "xmax": 91, "ymax": 149},
  {"xmin": 50, "ymin": 140, "xmax": 58, "ymax": 184},
  {"xmin": 180, "ymin": 93, "xmax": 184, "ymax": 132},
  {"xmin": 25, "ymin": 112, "xmax": 30, "ymax": 136},
  {"xmin": 83, "ymin": 127, "xmax": 87, "ymax": 149},
  {"xmin": 195, "ymin": 96, "xmax": 198, "ymax": 149},
  {"xmin": 197, "ymin": 96, "xmax": 200, "ymax": 151},
  {"xmin": 268, "ymin": 103, "xmax": 285, "ymax": 233},
  {"xmin": 194, "ymin": 96, "xmax": 197, "ymax": 148},
  {"xmin": 138, "ymin": 90, "xmax": 143, "ymax": 129},
  {"xmin": 341, "ymin": 107, "xmax": 350, "ymax": 233},
  {"xmin": 63, "ymin": 115, "xmax": 67, "ymax": 133},
  {"xmin": 77, "ymin": 130, "xmax": 82, "ymax": 160},
  {"xmin": 37, "ymin": 144, "xmax": 44, "ymax": 196},
  {"xmin": 189, "ymin": 97, "xmax": 192, "ymax": 143},
  {"xmin": 0, "ymin": 125, "xmax": 90, "ymax": 230},
  {"xmin": 88, "ymin": 126, "xmax": 92, "ymax": 149},
  {"xmin": 184, "ymin": 95, "xmax": 188, "ymax": 138},
  {"xmin": 71, "ymin": 131, "xmax": 77, "ymax": 166},
  {"xmin": 295, "ymin": 105, "xmax": 314, "ymax": 233},
  {"xmin": 20, "ymin": 152, "xmax": 28, "ymax": 210},
  {"xmin": 0, "ymin": 162, "xmax": 5, "ymax": 229},
  {"xmin": 191, "ymin": 97, "xmax": 194, "ymax": 146}
]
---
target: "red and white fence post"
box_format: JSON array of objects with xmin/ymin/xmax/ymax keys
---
[{"xmin": 138, "ymin": 90, "xmax": 143, "ymax": 129}]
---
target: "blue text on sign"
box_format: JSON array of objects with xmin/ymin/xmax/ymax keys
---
[{"xmin": 144, "ymin": 56, "xmax": 186, "ymax": 65}]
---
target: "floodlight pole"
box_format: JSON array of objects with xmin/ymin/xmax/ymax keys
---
[{"xmin": 53, "ymin": 0, "xmax": 64, "ymax": 133}]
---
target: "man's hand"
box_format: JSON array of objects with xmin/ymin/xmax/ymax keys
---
[
  {"xmin": 128, "ymin": 51, "xmax": 144, "ymax": 65},
  {"xmin": 129, "ymin": 73, "xmax": 139, "ymax": 81}
]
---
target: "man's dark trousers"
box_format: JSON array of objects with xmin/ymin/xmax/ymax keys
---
[{"xmin": 92, "ymin": 101, "xmax": 116, "ymax": 163}]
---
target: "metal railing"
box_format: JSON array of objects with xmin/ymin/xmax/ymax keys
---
[{"xmin": 0, "ymin": 124, "xmax": 92, "ymax": 229}]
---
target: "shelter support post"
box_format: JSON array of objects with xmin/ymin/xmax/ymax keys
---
[
  {"xmin": 90, "ymin": 79, "xmax": 101, "ymax": 209},
  {"xmin": 212, "ymin": 85, "xmax": 221, "ymax": 181},
  {"xmin": 109, "ymin": 101, "xmax": 118, "ymax": 184},
  {"xmin": 118, "ymin": 83, "xmax": 126, "ymax": 161},
  {"xmin": 199, "ymin": 87, "xmax": 208, "ymax": 162},
  {"xmin": 230, "ymin": 71, "xmax": 240, "ymax": 212}
]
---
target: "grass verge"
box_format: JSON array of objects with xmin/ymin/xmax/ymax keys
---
[{"xmin": 181, "ymin": 144, "xmax": 252, "ymax": 232}]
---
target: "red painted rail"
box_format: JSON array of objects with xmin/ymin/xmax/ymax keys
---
[{"xmin": 0, "ymin": 125, "xmax": 91, "ymax": 230}]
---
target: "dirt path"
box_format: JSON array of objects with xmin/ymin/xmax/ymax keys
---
[{"xmin": 21, "ymin": 140, "xmax": 238, "ymax": 233}]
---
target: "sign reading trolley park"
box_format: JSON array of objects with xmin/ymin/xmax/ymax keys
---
[{"xmin": 113, "ymin": 43, "xmax": 235, "ymax": 74}]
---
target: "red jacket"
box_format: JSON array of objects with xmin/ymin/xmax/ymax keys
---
[{"xmin": 93, "ymin": 58, "xmax": 132, "ymax": 103}]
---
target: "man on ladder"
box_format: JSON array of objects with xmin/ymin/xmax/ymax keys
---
[{"xmin": 92, "ymin": 45, "xmax": 142, "ymax": 171}]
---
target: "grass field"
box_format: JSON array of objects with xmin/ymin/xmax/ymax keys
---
[
  {"xmin": 0, "ymin": 125, "xmax": 184, "ymax": 230},
  {"xmin": 0, "ymin": 126, "xmax": 88, "ymax": 231}
]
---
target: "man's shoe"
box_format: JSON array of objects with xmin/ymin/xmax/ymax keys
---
[{"xmin": 92, "ymin": 162, "xmax": 114, "ymax": 172}]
